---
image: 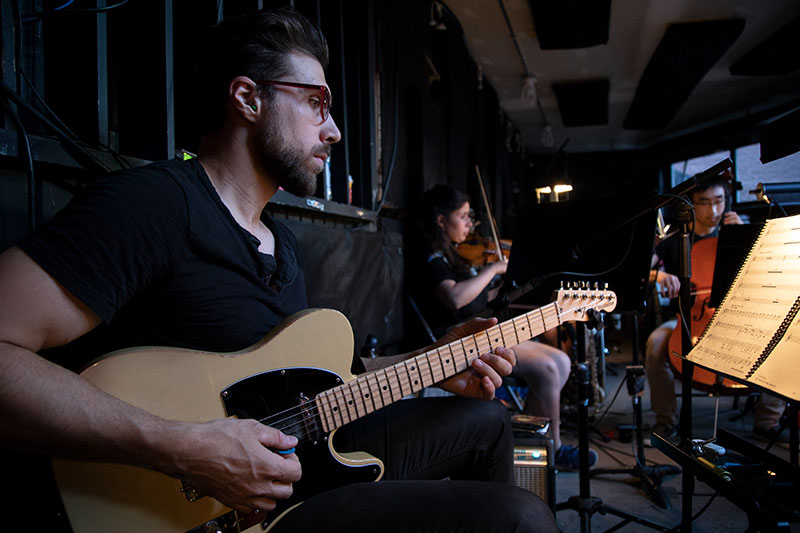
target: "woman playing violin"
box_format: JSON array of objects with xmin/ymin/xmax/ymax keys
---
[
  {"xmin": 645, "ymin": 173, "xmax": 785, "ymax": 442},
  {"xmin": 406, "ymin": 184, "xmax": 597, "ymax": 468}
]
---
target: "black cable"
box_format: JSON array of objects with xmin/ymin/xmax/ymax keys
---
[
  {"xmin": 22, "ymin": 0, "xmax": 132, "ymax": 23},
  {"xmin": 592, "ymin": 375, "xmax": 628, "ymax": 426},
  {"xmin": 667, "ymin": 492, "xmax": 718, "ymax": 532},
  {"xmin": 0, "ymin": 81, "xmax": 110, "ymax": 177},
  {"xmin": 19, "ymin": 70, "xmax": 134, "ymax": 170}
]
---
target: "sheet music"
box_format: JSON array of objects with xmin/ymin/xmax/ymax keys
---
[
  {"xmin": 687, "ymin": 215, "xmax": 800, "ymax": 378},
  {"xmin": 750, "ymin": 307, "xmax": 800, "ymax": 401}
]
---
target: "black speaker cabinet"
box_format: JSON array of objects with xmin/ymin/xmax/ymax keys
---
[{"xmin": 513, "ymin": 434, "xmax": 556, "ymax": 513}]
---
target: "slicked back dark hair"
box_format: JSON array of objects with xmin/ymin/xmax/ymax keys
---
[{"xmin": 193, "ymin": 6, "xmax": 329, "ymax": 133}]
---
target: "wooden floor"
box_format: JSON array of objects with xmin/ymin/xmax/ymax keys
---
[{"xmin": 545, "ymin": 320, "xmax": 798, "ymax": 533}]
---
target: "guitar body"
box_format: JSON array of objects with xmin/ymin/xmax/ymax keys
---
[{"xmin": 53, "ymin": 308, "xmax": 383, "ymax": 533}]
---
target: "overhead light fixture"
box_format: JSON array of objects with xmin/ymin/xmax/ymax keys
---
[
  {"xmin": 553, "ymin": 183, "xmax": 572, "ymax": 202},
  {"xmin": 534, "ymin": 186, "xmax": 551, "ymax": 204},
  {"xmin": 521, "ymin": 75, "xmax": 538, "ymax": 108}
]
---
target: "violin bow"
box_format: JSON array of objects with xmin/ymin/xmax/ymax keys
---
[{"xmin": 474, "ymin": 164, "xmax": 504, "ymax": 260}]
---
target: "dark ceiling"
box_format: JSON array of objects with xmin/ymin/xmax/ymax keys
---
[{"xmin": 442, "ymin": 0, "xmax": 800, "ymax": 155}]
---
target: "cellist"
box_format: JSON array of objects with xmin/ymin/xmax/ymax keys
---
[{"xmin": 645, "ymin": 172, "xmax": 787, "ymax": 443}]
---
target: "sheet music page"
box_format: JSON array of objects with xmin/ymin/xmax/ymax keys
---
[
  {"xmin": 687, "ymin": 215, "xmax": 800, "ymax": 378},
  {"xmin": 750, "ymin": 309, "xmax": 800, "ymax": 401}
]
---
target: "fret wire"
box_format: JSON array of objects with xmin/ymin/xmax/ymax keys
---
[
  {"xmin": 436, "ymin": 347, "xmax": 447, "ymax": 382},
  {"xmin": 324, "ymin": 390, "xmax": 339, "ymax": 431},
  {"xmin": 414, "ymin": 354, "xmax": 430, "ymax": 389},
  {"xmin": 446, "ymin": 344, "xmax": 457, "ymax": 376},
  {"xmin": 426, "ymin": 350, "xmax": 442, "ymax": 383},
  {"xmin": 377, "ymin": 369, "xmax": 393, "ymax": 405},
  {"xmin": 404, "ymin": 359, "xmax": 419, "ymax": 394},
  {"xmin": 421, "ymin": 352, "xmax": 436, "ymax": 387},
  {"xmin": 524, "ymin": 310, "xmax": 534, "ymax": 338},
  {"xmin": 333, "ymin": 385, "xmax": 353, "ymax": 425},
  {"xmin": 459, "ymin": 337, "xmax": 473, "ymax": 371},
  {"xmin": 315, "ymin": 392, "xmax": 332, "ymax": 432},
  {"xmin": 496, "ymin": 323, "xmax": 507, "ymax": 348},
  {"xmin": 509, "ymin": 316, "xmax": 521, "ymax": 345},
  {"xmin": 366, "ymin": 373, "xmax": 383, "ymax": 410},
  {"xmin": 347, "ymin": 380, "xmax": 363, "ymax": 419},
  {"xmin": 353, "ymin": 377, "xmax": 372, "ymax": 416},
  {"xmin": 395, "ymin": 363, "xmax": 411, "ymax": 398}
]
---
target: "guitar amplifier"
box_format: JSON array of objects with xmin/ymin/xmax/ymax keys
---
[{"xmin": 513, "ymin": 432, "xmax": 555, "ymax": 513}]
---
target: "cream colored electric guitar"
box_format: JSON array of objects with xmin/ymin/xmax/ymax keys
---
[{"xmin": 53, "ymin": 284, "xmax": 615, "ymax": 532}]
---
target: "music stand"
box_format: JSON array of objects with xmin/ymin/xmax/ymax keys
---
[
  {"xmin": 502, "ymin": 193, "xmax": 673, "ymax": 530},
  {"xmin": 709, "ymin": 224, "xmax": 763, "ymax": 308}
]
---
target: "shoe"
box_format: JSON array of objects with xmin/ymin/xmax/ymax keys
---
[
  {"xmin": 753, "ymin": 424, "xmax": 790, "ymax": 444},
  {"xmin": 649, "ymin": 423, "xmax": 678, "ymax": 447},
  {"xmin": 555, "ymin": 444, "xmax": 598, "ymax": 470}
]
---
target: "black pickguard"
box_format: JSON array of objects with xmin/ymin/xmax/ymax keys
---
[{"xmin": 220, "ymin": 367, "xmax": 382, "ymax": 528}]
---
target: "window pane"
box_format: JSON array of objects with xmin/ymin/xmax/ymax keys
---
[
  {"xmin": 735, "ymin": 143, "xmax": 800, "ymax": 202},
  {"xmin": 670, "ymin": 151, "xmax": 730, "ymax": 187}
]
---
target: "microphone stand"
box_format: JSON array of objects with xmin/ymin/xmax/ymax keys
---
[
  {"xmin": 499, "ymin": 158, "xmax": 733, "ymax": 531},
  {"xmin": 674, "ymin": 195, "xmax": 697, "ymax": 530}
]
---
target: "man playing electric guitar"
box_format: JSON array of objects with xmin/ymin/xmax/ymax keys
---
[{"xmin": 0, "ymin": 7, "xmax": 558, "ymax": 532}]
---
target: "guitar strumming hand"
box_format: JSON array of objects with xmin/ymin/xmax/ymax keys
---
[{"xmin": 164, "ymin": 418, "xmax": 302, "ymax": 515}]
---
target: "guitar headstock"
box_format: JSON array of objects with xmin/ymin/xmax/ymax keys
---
[{"xmin": 553, "ymin": 282, "xmax": 617, "ymax": 322}]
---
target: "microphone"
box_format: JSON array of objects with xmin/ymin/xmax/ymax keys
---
[{"xmin": 665, "ymin": 158, "xmax": 733, "ymax": 199}]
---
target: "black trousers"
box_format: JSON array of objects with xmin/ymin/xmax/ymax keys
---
[{"xmin": 272, "ymin": 397, "xmax": 559, "ymax": 532}]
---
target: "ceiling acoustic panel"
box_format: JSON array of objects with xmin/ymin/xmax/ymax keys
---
[
  {"xmin": 623, "ymin": 19, "xmax": 745, "ymax": 130},
  {"xmin": 528, "ymin": 0, "xmax": 611, "ymax": 50},
  {"xmin": 730, "ymin": 16, "xmax": 800, "ymax": 76},
  {"xmin": 552, "ymin": 79, "xmax": 610, "ymax": 126}
]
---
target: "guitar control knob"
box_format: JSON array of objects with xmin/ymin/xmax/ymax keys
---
[{"xmin": 202, "ymin": 521, "xmax": 223, "ymax": 533}]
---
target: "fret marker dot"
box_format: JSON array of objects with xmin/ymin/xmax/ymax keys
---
[{"xmin": 364, "ymin": 393, "xmax": 370, "ymax": 398}]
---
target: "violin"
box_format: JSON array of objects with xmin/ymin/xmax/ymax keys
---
[
  {"xmin": 666, "ymin": 236, "xmax": 748, "ymax": 393},
  {"xmin": 457, "ymin": 232, "xmax": 511, "ymax": 266}
]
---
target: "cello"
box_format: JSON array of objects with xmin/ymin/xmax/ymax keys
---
[{"xmin": 666, "ymin": 236, "xmax": 748, "ymax": 393}]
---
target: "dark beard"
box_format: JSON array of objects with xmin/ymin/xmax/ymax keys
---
[{"xmin": 257, "ymin": 119, "xmax": 319, "ymax": 197}]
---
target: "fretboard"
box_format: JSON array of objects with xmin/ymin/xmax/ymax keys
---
[{"xmin": 314, "ymin": 300, "xmax": 563, "ymax": 433}]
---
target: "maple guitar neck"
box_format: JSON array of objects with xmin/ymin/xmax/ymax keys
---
[{"xmin": 312, "ymin": 285, "xmax": 616, "ymax": 435}]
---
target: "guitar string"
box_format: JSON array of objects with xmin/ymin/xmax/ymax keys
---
[
  {"xmin": 255, "ymin": 298, "xmax": 611, "ymax": 443},
  {"xmin": 253, "ymin": 302, "xmax": 562, "ymax": 432},
  {"xmin": 253, "ymin": 297, "xmax": 612, "ymax": 444}
]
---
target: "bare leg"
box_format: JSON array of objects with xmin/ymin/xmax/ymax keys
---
[{"xmin": 512, "ymin": 340, "xmax": 571, "ymax": 450}]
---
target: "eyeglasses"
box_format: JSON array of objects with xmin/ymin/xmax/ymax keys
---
[
  {"xmin": 255, "ymin": 80, "xmax": 331, "ymax": 123},
  {"xmin": 694, "ymin": 198, "xmax": 725, "ymax": 208}
]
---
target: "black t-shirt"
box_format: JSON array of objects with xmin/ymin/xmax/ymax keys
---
[
  {"xmin": 21, "ymin": 158, "xmax": 308, "ymax": 370},
  {"xmin": 410, "ymin": 249, "xmax": 488, "ymax": 339}
]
